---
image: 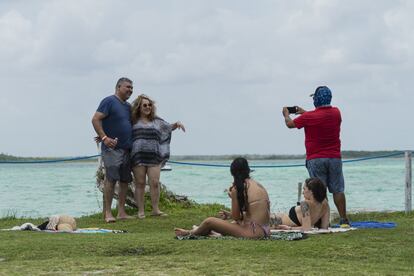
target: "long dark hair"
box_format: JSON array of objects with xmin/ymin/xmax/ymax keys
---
[
  {"xmin": 305, "ymin": 177, "xmax": 327, "ymax": 203},
  {"xmin": 230, "ymin": 157, "xmax": 250, "ymax": 219}
]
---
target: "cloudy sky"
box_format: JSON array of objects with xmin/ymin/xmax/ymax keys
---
[{"xmin": 0, "ymin": 0, "xmax": 413, "ymax": 157}]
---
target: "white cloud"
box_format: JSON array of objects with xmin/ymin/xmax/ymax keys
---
[
  {"xmin": 0, "ymin": 0, "xmax": 413, "ymax": 156},
  {"xmin": 0, "ymin": 10, "xmax": 34, "ymax": 66},
  {"xmin": 322, "ymin": 48, "xmax": 345, "ymax": 64}
]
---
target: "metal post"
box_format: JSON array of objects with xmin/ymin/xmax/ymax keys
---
[
  {"xmin": 297, "ymin": 182, "xmax": 302, "ymax": 205},
  {"xmin": 405, "ymin": 151, "xmax": 412, "ymax": 214}
]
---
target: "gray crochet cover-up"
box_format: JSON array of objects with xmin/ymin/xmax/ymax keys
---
[{"xmin": 131, "ymin": 117, "xmax": 172, "ymax": 166}]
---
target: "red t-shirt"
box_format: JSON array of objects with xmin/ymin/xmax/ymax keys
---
[{"xmin": 293, "ymin": 106, "xmax": 342, "ymax": 160}]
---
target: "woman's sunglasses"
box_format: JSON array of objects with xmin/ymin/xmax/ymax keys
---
[{"xmin": 142, "ymin": 103, "xmax": 152, "ymax": 108}]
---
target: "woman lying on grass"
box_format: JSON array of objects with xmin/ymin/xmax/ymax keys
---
[
  {"xmin": 270, "ymin": 177, "xmax": 330, "ymax": 231},
  {"xmin": 174, "ymin": 157, "xmax": 271, "ymax": 239}
]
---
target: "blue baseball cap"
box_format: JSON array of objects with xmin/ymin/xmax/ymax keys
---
[{"xmin": 310, "ymin": 86, "xmax": 332, "ymax": 107}]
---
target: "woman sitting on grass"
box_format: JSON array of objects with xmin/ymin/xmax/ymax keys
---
[
  {"xmin": 270, "ymin": 177, "xmax": 330, "ymax": 231},
  {"xmin": 174, "ymin": 157, "xmax": 271, "ymax": 239}
]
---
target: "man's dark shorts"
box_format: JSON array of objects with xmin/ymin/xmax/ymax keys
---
[
  {"xmin": 306, "ymin": 158, "xmax": 344, "ymax": 193},
  {"xmin": 102, "ymin": 148, "xmax": 132, "ymax": 183}
]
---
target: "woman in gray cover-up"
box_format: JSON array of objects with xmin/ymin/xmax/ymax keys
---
[{"xmin": 130, "ymin": 94, "xmax": 185, "ymax": 218}]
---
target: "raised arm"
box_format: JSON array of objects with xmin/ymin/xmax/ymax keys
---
[
  {"xmin": 282, "ymin": 106, "xmax": 307, "ymax": 129},
  {"xmin": 282, "ymin": 107, "xmax": 296, "ymax": 129},
  {"xmin": 171, "ymin": 121, "xmax": 186, "ymax": 132}
]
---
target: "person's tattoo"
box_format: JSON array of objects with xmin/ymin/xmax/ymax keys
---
[
  {"xmin": 270, "ymin": 214, "xmax": 283, "ymax": 226},
  {"xmin": 300, "ymin": 201, "xmax": 310, "ymax": 217}
]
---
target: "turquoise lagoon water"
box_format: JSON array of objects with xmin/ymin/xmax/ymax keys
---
[{"xmin": 0, "ymin": 158, "xmax": 410, "ymax": 218}]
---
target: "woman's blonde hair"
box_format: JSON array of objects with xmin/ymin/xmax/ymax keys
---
[{"xmin": 131, "ymin": 94, "xmax": 157, "ymax": 124}]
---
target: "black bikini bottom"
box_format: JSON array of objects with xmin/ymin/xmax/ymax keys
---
[{"xmin": 288, "ymin": 206, "xmax": 301, "ymax": 226}]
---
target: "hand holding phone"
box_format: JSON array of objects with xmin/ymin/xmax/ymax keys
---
[{"xmin": 287, "ymin": 106, "xmax": 298, "ymax": 114}]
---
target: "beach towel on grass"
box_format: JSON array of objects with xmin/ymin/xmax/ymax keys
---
[
  {"xmin": 176, "ymin": 231, "xmax": 305, "ymax": 241},
  {"xmin": 43, "ymin": 228, "xmax": 126, "ymax": 234},
  {"xmin": 1, "ymin": 224, "xmax": 126, "ymax": 234},
  {"xmin": 270, "ymin": 227, "xmax": 356, "ymax": 236},
  {"xmin": 333, "ymin": 221, "xmax": 396, "ymax": 229},
  {"xmin": 74, "ymin": 228, "xmax": 127, "ymax": 234}
]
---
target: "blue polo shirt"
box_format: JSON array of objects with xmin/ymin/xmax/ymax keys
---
[{"xmin": 97, "ymin": 95, "xmax": 132, "ymax": 150}]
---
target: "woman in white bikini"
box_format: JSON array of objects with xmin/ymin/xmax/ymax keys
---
[{"xmin": 175, "ymin": 157, "xmax": 271, "ymax": 239}]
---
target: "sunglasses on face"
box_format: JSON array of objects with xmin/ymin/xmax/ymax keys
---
[{"xmin": 142, "ymin": 103, "xmax": 152, "ymax": 108}]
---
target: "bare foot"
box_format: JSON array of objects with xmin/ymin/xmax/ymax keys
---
[
  {"xmin": 174, "ymin": 228, "xmax": 190, "ymax": 237},
  {"xmin": 137, "ymin": 213, "xmax": 146, "ymax": 219},
  {"xmin": 105, "ymin": 216, "xmax": 116, "ymax": 223},
  {"xmin": 151, "ymin": 211, "xmax": 168, "ymax": 217},
  {"xmin": 209, "ymin": 230, "xmax": 222, "ymax": 237}
]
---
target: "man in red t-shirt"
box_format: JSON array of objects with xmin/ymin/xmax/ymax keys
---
[{"xmin": 282, "ymin": 86, "xmax": 349, "ymax": 225}]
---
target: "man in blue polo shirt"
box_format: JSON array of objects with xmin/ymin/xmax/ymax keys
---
[{"xmin": 92, "ymin": 77, "xmax": 133, "ymax": 223}]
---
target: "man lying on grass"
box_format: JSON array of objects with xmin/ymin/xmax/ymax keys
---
[
  {"xmin": 174, "ymin": 157, "xmax": 271, "ymax": 239},
  {"xmin": 270, "ymin": 178, "xmax": 330, "ymax": 231}
]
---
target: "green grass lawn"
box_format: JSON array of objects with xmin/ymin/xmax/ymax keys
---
[{"xmin": 0, "ymin": 202, "xmax": 413, "ymax": 275}]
